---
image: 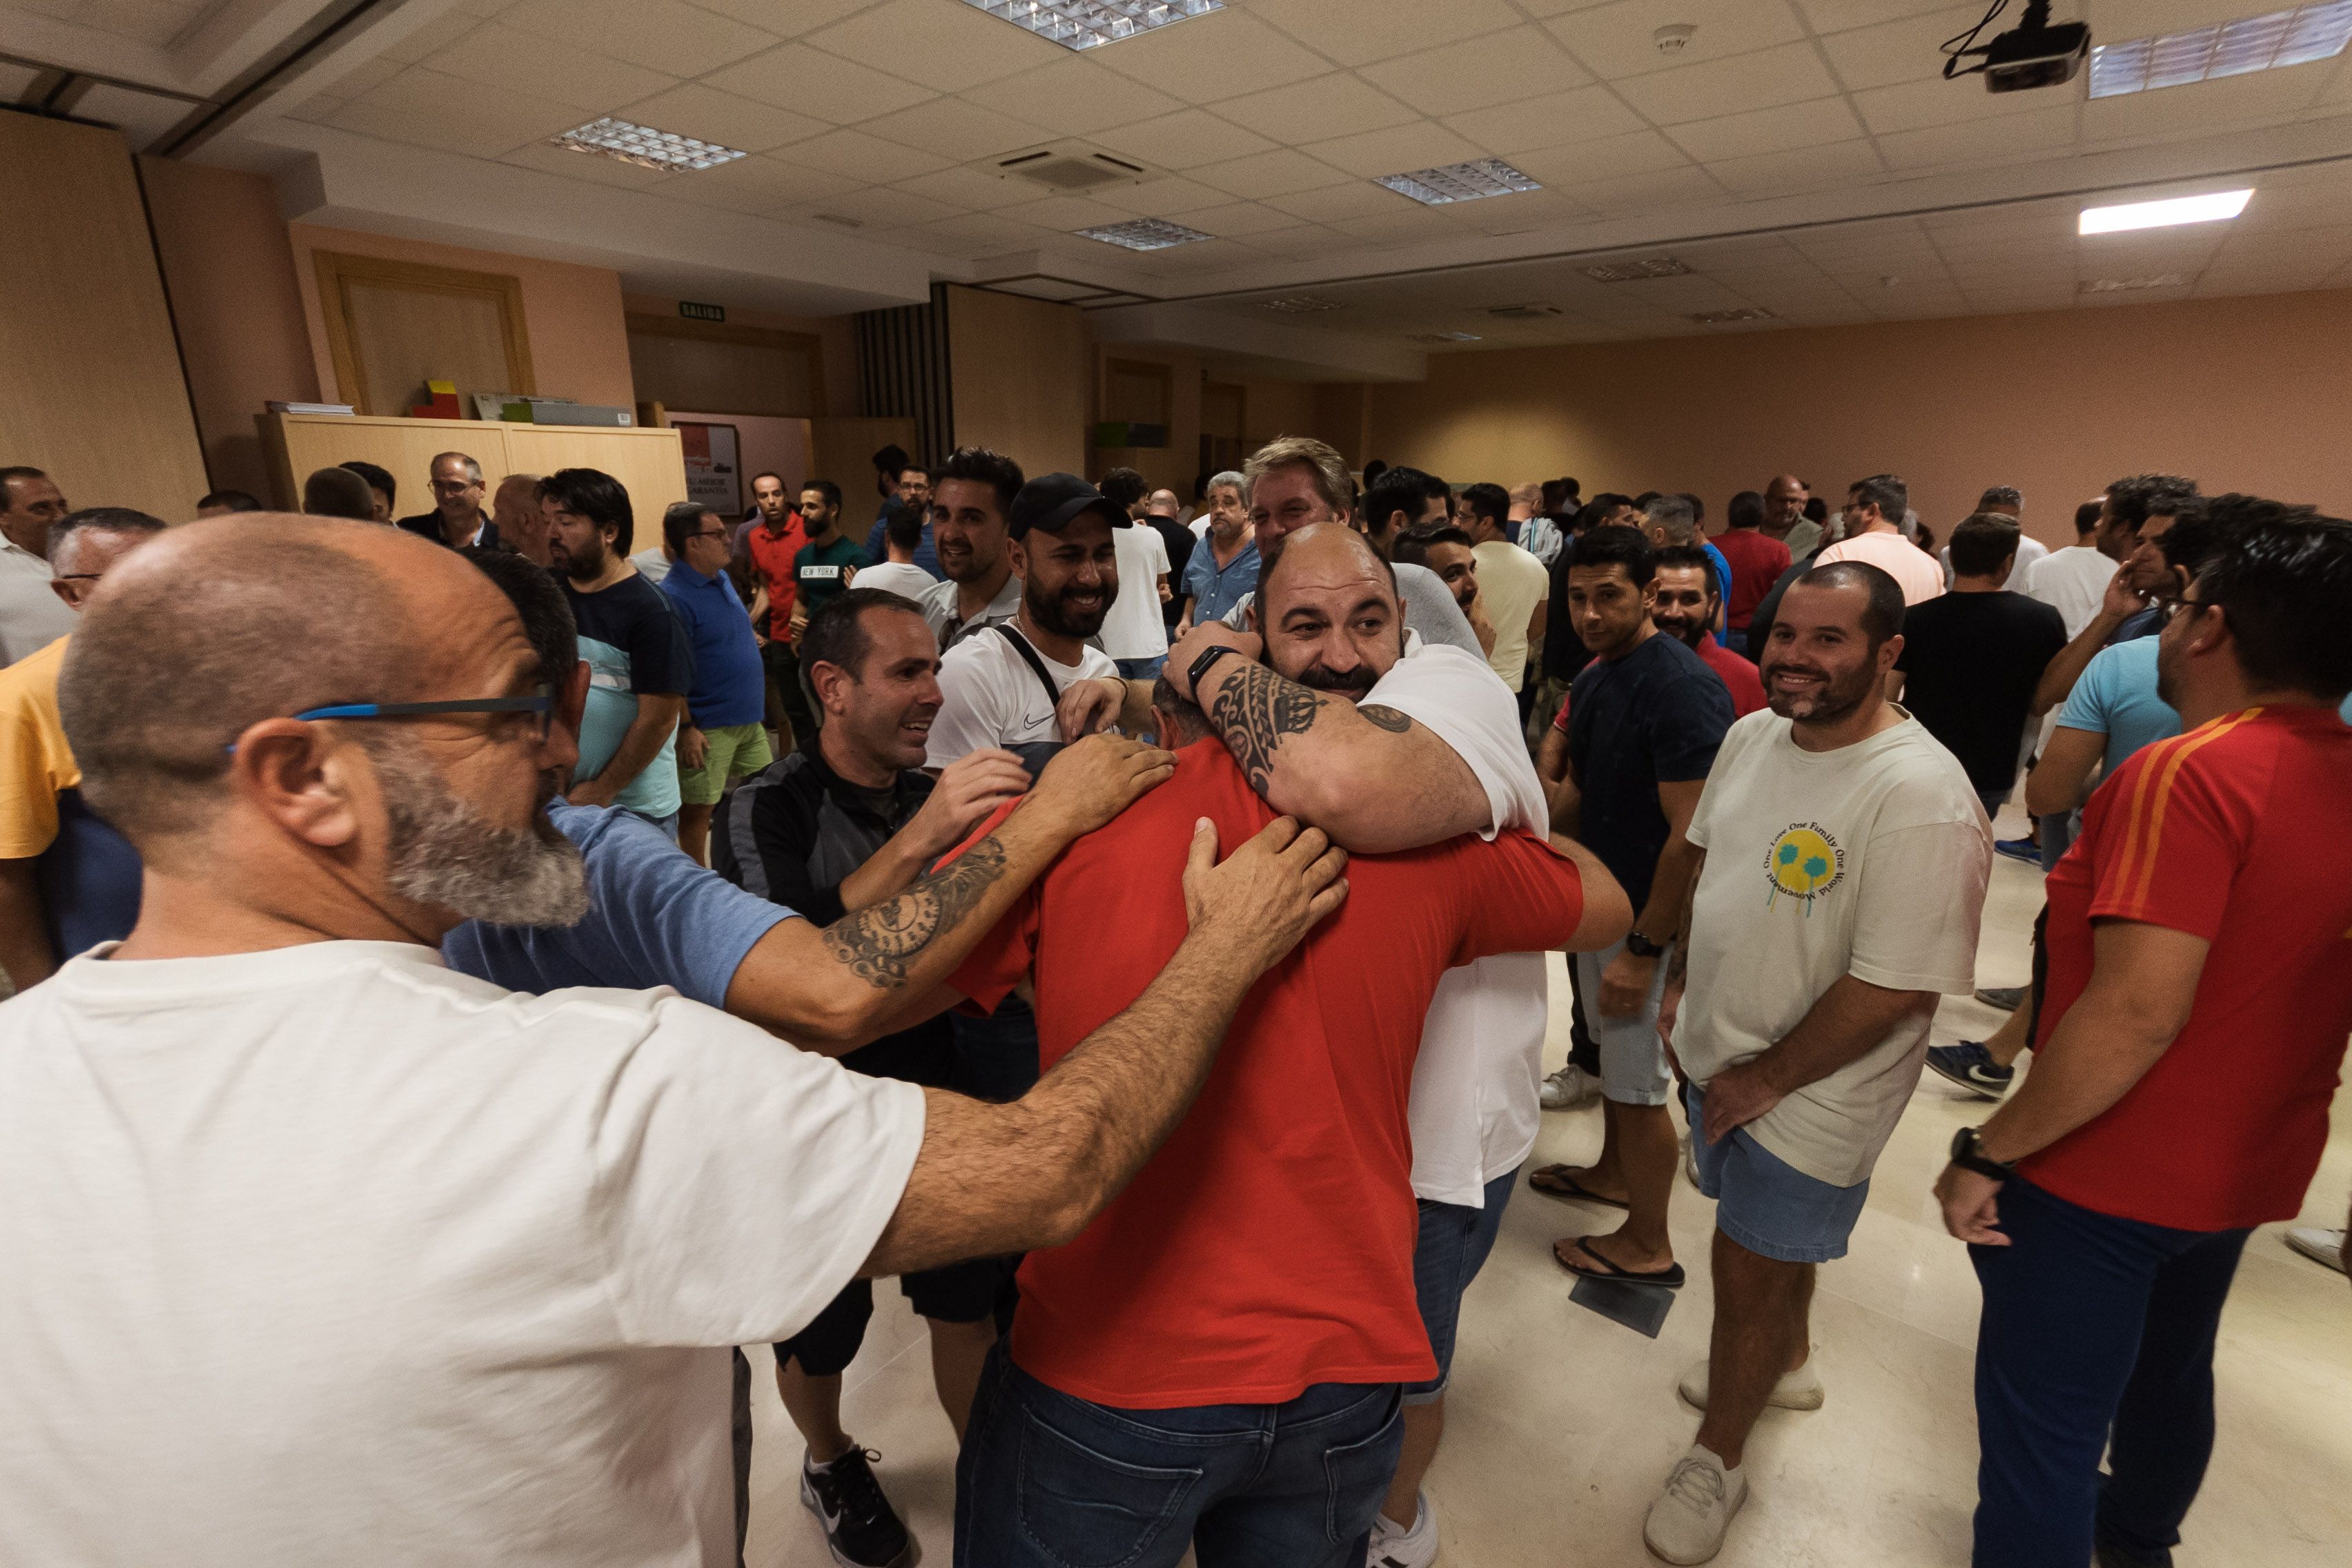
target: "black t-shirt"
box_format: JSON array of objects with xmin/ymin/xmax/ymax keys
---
[
  {"xmin": 1146, "ymin": 518, "xmax": 1195, "ymax": 631},
  {"xmin": 1566, "ymin": 631, "xmax": 1734, "ymax": 910},
  {"xmin": 1894, "ymin": 590, "xmax": 2068, "ymax": 792}
]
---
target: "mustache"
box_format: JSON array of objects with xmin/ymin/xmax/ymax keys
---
[{"xmin": 1297, "ymin": 663, "xmax": 1376, "ymax": 694}]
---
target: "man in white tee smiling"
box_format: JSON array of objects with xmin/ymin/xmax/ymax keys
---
[
  {"xmin": 0, "ymin": 513, "xmax": 1351, "ymax": 1568},
  {"xmin": 1640, "ymin": 560, "xmax": 1991, "ymax": 1565}
]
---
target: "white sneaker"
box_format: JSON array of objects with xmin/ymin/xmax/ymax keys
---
[
  {"xmin": 1541, "ymin": 1064, "xmax": 1601, "ymax": 1110},
  {"xmin": 1644, "ymin": 1445, "xmax": 1747, "ymax": 1565},
  {"xmin": 1682, "ymin": 1133, "xmax": 1701, "ymax": 1190},
  {"xmin": 1677, "ymin": 1355, "xmax": 1825, "ymax": 1413},
  {"xmin": 2286, "ymin": 1226, "xmax": 2349, "ymax": 1274},
  {"xmin": 1365, "ymin": 1490, "xmax": 1438, "ymax": 1567}
]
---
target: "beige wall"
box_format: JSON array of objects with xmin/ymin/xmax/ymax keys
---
[
  {"xmin": 140, "ymin": 157, "xmax": 319, "ymax": 500},
  {"xmin": 1365, "ymin": 290, "xmax": 2352, "ymax": 546},
  {"xmin": 0, "ymin": 116, "xmax": 208, "ymax": 521},
  {"xmin": 624, "ymin": 293, "xmax": 856, "ymax": 417},
  {"xmin": 946, "ymin": 285, "xmax": 1088, "ymax": 479},
  {"xmin": 288, "ymin": 224, "xmax": 636, "ymax": 413}
]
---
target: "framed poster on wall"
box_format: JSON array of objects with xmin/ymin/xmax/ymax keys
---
[{"xmin": 675, "ymin": 420, "xmax": 742, "ymax": 517}]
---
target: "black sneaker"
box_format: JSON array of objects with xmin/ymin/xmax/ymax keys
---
[
  {"xmin": 800, "ymin": 1446, "xmax": 911, "ymax": 1568},
  {"xmin": 1925, "ymin": 1041, "xmax": 2015, "ymax": 1101}
]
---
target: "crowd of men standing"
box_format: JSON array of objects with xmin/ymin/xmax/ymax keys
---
[{"xmin": 0, "ymin": 438, "xmax": 2347, "ymax": 1568}]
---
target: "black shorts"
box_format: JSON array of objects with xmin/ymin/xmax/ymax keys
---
[{"xmin": 774, "ymin": 1260, "xmax": 1003, "ymax": 1377}]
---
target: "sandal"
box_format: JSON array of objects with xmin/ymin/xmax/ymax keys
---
[
  {"xmin": 1553, "ymin": 1237, "xmax": 1686, "ymax": 1288},
  {"xmin": 1527, "ymin": 1164, "xmax": 1631, "ymax": 1209}
]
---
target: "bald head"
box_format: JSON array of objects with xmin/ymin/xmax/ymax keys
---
[
  {"xmin": 1255, "ymin": 522, "xmax": 1404, "ymax": 696},
  {"xmin": 58, "ymin": 516, "xmax": 521, "ymax": 849},
  {"xmin": 1260, "ymin": 521, "xmax": 1394, "ymax": 609}
]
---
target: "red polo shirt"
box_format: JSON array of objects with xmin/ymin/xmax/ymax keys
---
[
  {"xmin": 1711, "ymin": 528, "xmax": 1792, "ymax": 631},
  {"xmin": 948, "ymin": 741, "xmax": 1587, "ymax": 1408},
  {"xmin": 741, "ymin": 513, "xmax": 807, "ymax": 640},
  {"xmin": 2024, "ymin": 705, "xmax": 2352, "ymax": 1231}
]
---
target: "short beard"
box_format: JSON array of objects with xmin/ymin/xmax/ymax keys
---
[
  {"xmin": 1028, "ymin": 582, "xmax": 1108, "ymax": 640},
  {"xmin": 1763, "ymin": 660, "xmax": 1876, "ymax": 726},
  {"xmin": 1293, "ymin": 662, "xmax": 1377, "ymax": 698},
  {"xmin": 365, "ymin": 736, "xmax": 589, "ymax": 927}
]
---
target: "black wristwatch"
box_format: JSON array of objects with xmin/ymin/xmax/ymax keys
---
[
  {"xmin": 1186, "ymin": 642, "xmax": 1239, "ymax": 695},
  {"xmin": 1623, "ymin": 931, "xmax": 1667, "ymax": 959},
  {"xmin": 1950, "ymin": 1126, "xmax": 2017, "ymax": 1182}
]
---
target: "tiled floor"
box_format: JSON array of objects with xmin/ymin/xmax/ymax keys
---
[{"xmin": 751, "ymin": 815, "xmax": 2352, "ymax": 1567}]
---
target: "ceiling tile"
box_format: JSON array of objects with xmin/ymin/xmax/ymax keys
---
[
  {"xmin": 1262, "ymin": 180, "xmax": 1415, "ymax": 223},
  {"xmin": 326, "ymin": 68, "xmax": 583, "ymax": 157},
  {"xmin": 1668, "ymin": 95, "xmax": 1865, "ymax": 161},
  {"xmin": 1088, "ymin": 175, "xmax": 1235, "ymax": 217},
  {"xmin": 1816, "ymin": 4, "xmax": 1995, "ymax": 93},
  {"xmin": 500, "ymin": 0, "xmax": 781, "ymax": 79},
  {"xmin": 892, "ymin": 164, "xmax": 1023, "ymax": 208},
  {"xmin": 1300, "ymin": 121, "xmax": 1486, "ymax": 179},
  {"xmin": 703, "ymin": 43, "xmax": 934, "ymax": 125},
  {"xmin": 917, "ymin": 210, "xmax": 1052, "ymax": 248},
  {"xmin": 498, "ymin": 139, "xmax": 675, "ymax": 189},
  {"xmin": 1218, "ymin": 72, "xmax": 1420, "ymax": 144},
  {"xmin": 1508, "ymin": 129, "xmax": 1692, "ymax": 187},
  {"xmin": 687, "ymin": 0, "xmax": 874, "ymax": 36},
  {"xmin": 1851, "ymin": 77, "xmax": 2068, "ymax": 135},
  {"xmin": 377, "ymin": 10, "xmax": 482, "ymax": 64},
  {"xmin": 1442, "ymin": 187, "xmax": 1594, "ymax": 235},
  {"xmin": 1326, "ymin": 207, "xmax": 1463, "ymax": 244},
  {"xmin": 1441, "ymin": 84, "xmax": 1647, "ymax": 156},
  {"xmin": 991, "ymin": 193, "xmax": 1141, "ymax": 231},
  {"xmin": 1244, "ymin": 0, "xmax": 1526, "ymax": 68},
  {"xmin": 660, "ymin": 152, "xmax": 861, "ymax": 213},
  {"xmin": 1557, "ymin": 162, "xmax": 1725, "ymax": 214},
  {"xmin": 861, "ymin": 97, "xmax": 1054, "ymax": 159},
  {"xmin": 786, "ymin": 186, "xmax": 964, "ymax": 229},
  {"xmin": 422, "ymin": 23, "xmax": 677, "ymax": 115},
  {"xmin": 1544, "ymin": 0, "xmax": 1807, "ymax": 80},
  {"xmin": 783, "ymin": 127, "xmax": 954, "ymax": 184},
  {"xmin": 1179, "ymin": 200, "xmax": 1309, "ymax": 237},
  {"xmin": 1358, "ymin": 26, "xmax": 1591, "ymax": 115},
  {"xmin": 1190, "ymin": 148, "xmax": 1355, "ymax": 199},
  {"xmin": 1614, "ymin": 41, "xmax": 1843, "ymax": 125},
  {"xmin": 959, "ymin": 57, "xmax": 1186, "ymax": 137},
  {"xmin": 805, "ymin": 0, "xmax": 1058, "ymax": 92},
  {"xmin": 617, "ymin": 83, "xmax": 825, "ymax": 153},
  {"xmin": 1089, "ymin": 10, "xmax": 1329, "ymax": 101},
  {"xmin": 1243, "ymin": 224, "xmax": 1349, "ymax": 258},
  {"xmin": 1875, "ymin": 103, "xmax": 2077, "ymax": 168},
  {"xmin": 883, "ymin": 225, "xmax": 1001, "ymax": 260},
  {"xmin": 1706, "ymin": 136, "xmax": 1885, "ymax": 195},
  {"xmin": 1093, "ymin": 108, "xmax": 1278, "ymax": 170}
]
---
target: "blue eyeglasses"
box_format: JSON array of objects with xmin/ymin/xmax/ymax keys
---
[{"xmin": 222, "ymin": 691, "xmax": 554, "ymax": 752}]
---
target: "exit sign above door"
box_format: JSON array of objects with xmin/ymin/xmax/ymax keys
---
[{"xmin": 678, "ymin": 301, "xmax": 726, "ymax": 322}]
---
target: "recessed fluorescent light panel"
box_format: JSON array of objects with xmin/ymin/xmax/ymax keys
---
[
  {"xmin": 1261, "ymin": 295, "xmax": 1343, "ymax": 313},
  {"xmin": 960, "ymin": 0, "xmax": 1223, "ymax": 52},
  {"xmin": 1376, "ymin": 159, "xmax": 1541, "ymax": 206},
  {"xmin": 551, "ymin": 117, "xmax": 746, "ymax": 172},
  {"xmin": 1582, "ymin": 257, "xmax": 1690, "ymax": 282},
  {"xmin": 1689, "ymin": 308, "xmax": 1776, "ymax": 324},
  {"xmin": 1411, "ymin": 331, "xmax": 1483, "ymax": 343},
  {"xmin": 2088, "ymin": 3, "xmax": 2352, "ymax": 97},
  {"xmin": 1077, "ymin": 217, "xmax": 1211, "ymax": 251},
  {"xmin": 2079, "ymin": 188, "xmax": 2252, "ymax": 234},
  {"xmin": 2081, "ymin": 274, "xmax": 2191, "ymax": 293}
]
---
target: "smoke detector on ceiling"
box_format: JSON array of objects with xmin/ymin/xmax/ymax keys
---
[
  {"xmin": 1654, "ymin": 23, "xmax": 1697, "ymax": 55},
  {"xmin": 991, "ymin": 139, "xmax": 1160, "ymax": 191}
]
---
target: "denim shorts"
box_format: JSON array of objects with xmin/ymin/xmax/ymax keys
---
[
  {"xmin": 1685, "ymin": 1085, "xmax": 1870, "ymax": 1264},
  {"xmin": 1404, "ymin": 1166, "xmax": 1517, "ymax": 1405},
  {"xmin": 1577, "ymin": 939, "xmax": 1676, "ymax": 1107}
]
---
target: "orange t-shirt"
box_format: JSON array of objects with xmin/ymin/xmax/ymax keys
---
[{"xmin": 949, "ymin": 741, "xmax": 1586, "ymax": 1408}]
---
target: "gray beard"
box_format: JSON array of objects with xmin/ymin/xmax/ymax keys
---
[{"xmin": 369, "ymin": 738, "xmax": 589, "ymax": 928}]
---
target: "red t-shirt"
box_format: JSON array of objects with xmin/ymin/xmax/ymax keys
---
[
  {"xmin": 742, "ymin": 513, "xmax": 807, "ymax": 639},
  {"xmin": 1694, "ymin": 636, "xmax": 1767, "ymax": 718},
  {"xmin": 1712, "ymin": 528, "xmax": 1792, "ymax": 631},
  {"xmin": 2023, "ymin": 705, "xmax": 2352, "ymax": 1231},
  {"xmin": 948, "ymin": 741, "xmax": 1587, "ymax": 1409}
]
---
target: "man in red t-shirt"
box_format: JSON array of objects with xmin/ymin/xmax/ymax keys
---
[
  {"xmin": 1653, "ymin": 545, "xmax": 1767, "ymax": 718},
  {"xmin": 1934, "ymin": 504, "xmax": 2352, "ymax": 1568},
  {"xmin": 944, "ymin": 689, "xmax": 1626, "ymax": 1568},
  {"xmin": 740, "ymin": 471, "xmax": 809, "ymax": 747},
  {"xmin": 1710, "ymin": 490, "xmax": 1792, "ymax": 654}
]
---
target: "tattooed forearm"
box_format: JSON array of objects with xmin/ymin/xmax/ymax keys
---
[
  {"xmin": 1206, "ymin": 660, "xmax": 1324, "ymax": 796},
  {"xmin": 1358, "ymin": 704, "xmax": 1412, "ymax": 733},
  {"xmin": 822, "ymin": 838, "xmax": 1010, "ymax": 989}
]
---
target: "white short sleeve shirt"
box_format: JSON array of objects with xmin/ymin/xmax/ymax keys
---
[
  {"xmin": 1101, "ymin": 525, "xmax": 1172, "ymax": 661},
  {"xmin": 0, "ymin": 941, "xmax": 926, "ymax": 1567},
  {"xmin": 925, "ymin": 625, "xmax": 1119, "ymax": 767},
  {"xmin": 1362, "ymin": 643, "xmax": 1556, "ymax": 1206}
]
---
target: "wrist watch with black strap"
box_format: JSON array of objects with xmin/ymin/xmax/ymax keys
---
[
  {"xmin": 1950, "ymin": 1125, "xmax": 2017, "ymax": 1181},
  {"xmin": 1186, "ymin": 641, "xmax": 1239, "ymax": 696},
  {"xmin": 1623, "ymin": 930, "xmax": 1667, "ymax": 959}
]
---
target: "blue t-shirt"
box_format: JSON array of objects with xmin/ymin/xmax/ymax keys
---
[
  {"xmin": 1182, "ymin": 536, "xmax": 1260, "ymax": 626},
  {"xmin": 1565, "ymin": 631, "xmax": 1734, "ymax": 909},
  {"xmin": 440, "ymin": 801, "xmax": 791, "ymax": 1004},
  {"xmin": 2056, "ymin": 638, "xmax": 2179, "ymax": 774},
  {"xmin": 658, "ymin": 560, "xmax": 767, "ymax": 729},
  {"xmin": 863, "ymin": 516, "xmax": 943, "ymax": 581},
  {"xmin": 1701, "ymin": 540, "xmax": 1733, "ymax": 646}
]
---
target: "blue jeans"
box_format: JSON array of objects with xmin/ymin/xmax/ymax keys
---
[
  {"xmin": 1404, "ymin": 1166, "xmax": 1516, "ymax": 1403},
  {"xmin": 1969, "ymin": 1178, "xmax": 2250, "ymax": 1568},
  {"xmin": 955, "ymin": 1344, "xmax": 1403, "ymax": 1568},
  {"xmin": 2036, "ymin": 809, "xmax": 2078, "ymax": 872},
  {"xmin": 1116, "ymin": 655, "xmax": 1168, "ymax": 680}
]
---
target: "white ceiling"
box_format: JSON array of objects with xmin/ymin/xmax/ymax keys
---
[{"xmin": 8, "ymin": 0, "xmax": 2352, "ymax": 368}]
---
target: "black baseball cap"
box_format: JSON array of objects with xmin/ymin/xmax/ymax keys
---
[{"xmin": 1008, "ymin": 472, "xmax": 1130, "ymax": 540}]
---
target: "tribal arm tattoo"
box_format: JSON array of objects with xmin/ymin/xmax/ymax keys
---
[
  {"xmin": 1205, "ymin": 660, "xmax": 1324, "ymax": 797},
  {"xmin": 821, "ymin": 837, "xmax": 1010, "ymax": 990}
]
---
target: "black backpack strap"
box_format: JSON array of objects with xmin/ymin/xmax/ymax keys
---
[{"xmin": 992, "ymin": 624, "xmax": 1063, "ymax": 711}]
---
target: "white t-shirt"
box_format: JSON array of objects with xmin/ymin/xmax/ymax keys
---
[
  {"xmin": 2024, "ymin": 543, "xmax": 2114, "ymax": 639},
  {"xmin": 1939, "ymin": 533, "xmax": 2045, "ymax": 587},
  {"xmin": 852, "ymin": 560, "xmax": 938, "ymax": 602},
  {"xmin": 1362, "ymin": 643, "xmax": 1554, "ymax": 1207},
  {"xmin": 0, "ymin": 940, "xmax": 925, "ymax": 1568},
  {"xmin": 0, "ymin": 538, "xmax": 76, "ymax": 667},
  {"xmin": 1101, "ymin": 525, "xmax": 1172, "ymax": 660},
  {"xmin": 1470, "ymin": 539, "xmax": 1549, "ymax": 692},
  {"xmin": 926, "ymin": 625, "xmax": 1119, "ymax": 767},
  {"xmin": 1675, "ymin": 710, "xmax": 1990, "ymax": 1186},
  {"xmin": 627, "ymin": 547, "xmax": 673, "ymax": 585}
]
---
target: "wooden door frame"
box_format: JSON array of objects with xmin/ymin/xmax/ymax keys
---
[{"xmin": 313, "ymin": 251, "xmax": 534, "ymax": 414}]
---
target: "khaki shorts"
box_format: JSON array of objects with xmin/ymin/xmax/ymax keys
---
[{"xmin": 678, "ymin": 721, "xmax": 773, "ymax": 805}]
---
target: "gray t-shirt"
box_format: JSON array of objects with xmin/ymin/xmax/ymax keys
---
[{"xmin": 1223, "ymin": 560, "xmax": 1481, "ymax": 656}]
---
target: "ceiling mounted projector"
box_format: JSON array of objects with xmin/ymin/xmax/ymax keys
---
[{"xmin": 1941, "ymin": 1, "xmax": 2089, "ymax": 92}]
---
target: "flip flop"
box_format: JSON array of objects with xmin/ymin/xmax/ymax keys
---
[
  {"xmin": 1553, "ymin": 1237, "xmax": 1687, "ymax": 1289},
  {"xmin": 1527, "ymin": 1165, "xmax": 1631, "ymax": 1210}
]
